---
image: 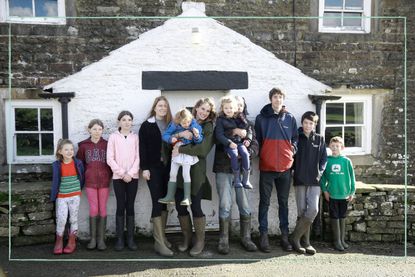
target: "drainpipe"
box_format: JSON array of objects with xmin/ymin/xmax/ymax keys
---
[
  {"xmin": 39, "ymin": 90, "xmax": 75, "ymax": 139},
  {"xmin": 308, "ymin": 94, "xmax": 342, "ymax": 134},
  {"xmin": 293, "ymin": 0, "xmax": 297, "ymax": 67}
]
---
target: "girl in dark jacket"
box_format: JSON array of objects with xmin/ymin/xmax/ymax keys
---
[
  {"xmin": 139, "ymin": 96, "xmax": 174, "ymax": 257},
  {"xmin": 76, "ymin": 119, "xmax": 112, "ymax": 251}
]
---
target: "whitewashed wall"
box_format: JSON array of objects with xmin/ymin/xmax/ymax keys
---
[{"xmin": 45, "ymin": 2, "xmax": 329, "ymax": 237}]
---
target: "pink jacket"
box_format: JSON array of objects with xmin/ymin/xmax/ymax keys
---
[{"xmin": 107, "ymin": 131, "xmax": 140, "ymax": 180}]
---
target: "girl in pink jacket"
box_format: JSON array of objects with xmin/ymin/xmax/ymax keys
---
[{"xmin": 107, "ymin": 110, "xmax": 140, "ymax": 251}]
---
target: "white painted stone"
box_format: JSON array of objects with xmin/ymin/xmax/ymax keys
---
[{"xmin": 45, "ymin": 2, "xmax": 330, "ymax": 237}]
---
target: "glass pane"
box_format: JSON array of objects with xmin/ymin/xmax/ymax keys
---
[
  {"xmin": 35, "ymin": 0, "xmax": 58, "ymax": 17},
  {"xmin": 323, "ymin": 12, "xmax": 342, "ymax": 27},
  {"xmin": 344, "ymin": 126, "xmax": 362, "ymax": 147},
  {"xmin": 41, "ymin": 134, "xmax": 54, "ymax": 155},
  {"xmin": 325, "ymin": 127, "xmax": 343, "ymax": 146},
  {"xmin": 325, "ymin": 0, "xmax": 343, "ymax": 9},
  {"xmin": 8, "ymin": 0, "xmax": 33, "ymax": 16},
  {"xmin": 346, "ymin": 102, "xmax": 363, "ymax": 124},
  {"xmin": 343, "ymin": 12, "xmax": 362, "ymax": 27},
  {"xmin": 326, "ymin": 103, "xmax": 344, "ymax": 124},
  {"xmin": 345, "ymin": 0, "xmax": 363, "ymax": 10},
  {"xmin": 15, "ymin": 108, "xmax": 38, "ymax": 131},
  {"xmin": 16, "ymin": 134, "xmax": 39, "ymax": 156},
  {"xmin": 40, "ymin": 108, "xmax": 53, "ymax": 131}
]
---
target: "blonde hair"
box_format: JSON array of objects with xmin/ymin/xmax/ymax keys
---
[
  {"xmin": 219, "ymin": 95, "xmax": 237, "ymax": 117},
  {"xmin": 147, "ymin": 96, "xmax": 172, "ymax": 123},
  {"xmin": 55, "ymin": 139, "xmax": 74, "ymax": 161},
  {"xmin": 329, "ymin": 136, "xmax": 344, "ymax": 146},
  {"xmin": 174, "ymin": 108, "xmax": 193, "ymax": 125},
  {"xmin": 192, "ymin": 97, "xmax": 216, "ymax": 123}
]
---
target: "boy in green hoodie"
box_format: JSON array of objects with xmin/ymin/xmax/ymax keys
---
[{"xmin": 320, "ymin": 136, "xmax": 355, "ymax": 251}]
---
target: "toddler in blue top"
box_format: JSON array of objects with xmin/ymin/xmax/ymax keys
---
[{"xmin": 159, "ymin": 108, "xmax": 203, "ymax": 206}]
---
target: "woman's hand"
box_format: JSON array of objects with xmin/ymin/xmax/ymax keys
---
[
  {"xmin": 229, "ymin": 141, "xmax": 237, "ymax": 149},
  {"xmin": 180, "ymin": 130, "xmax": 193, "ymax": 140},
  {"xmin": 142, "ymin": 170, "xmax": 150, "ymax": 181},
  {"xmin": 172, "ymin": 145, "xmax": 180, "ymax": 157}
]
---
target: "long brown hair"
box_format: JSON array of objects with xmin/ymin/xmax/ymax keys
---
[
  {"xmin": 55, "ymin": 139, "xmax": 74, "ymax": 161},
  {"xmin": 192, "ymin": 97, "xmax": 216, "ymax": 123},
  {"xmin": 147, "ymin": 96, "xmax": 172, "ymax": 123}
]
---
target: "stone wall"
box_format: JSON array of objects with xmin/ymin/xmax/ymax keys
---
[
  {"xmin": 0, "ymin": 0, "xmax": 413, "ymax": 183},
  {"xmin": 323, "ymin": 183, "xmax": 415, "ymax": 243},
  {"xmin": 1, "ymin": 181, "xmax": 414, "ymax": 246}
]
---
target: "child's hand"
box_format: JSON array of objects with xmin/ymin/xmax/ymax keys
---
[
  {"xmin": 243, "ymin": 140, "xmax": 250, "ymax": 147},
  {"xmin": 192, "ymin": 128, "xmax": 199, "ymax": 138},
  {"xmin": 172, "ymin": 145, "xmax": 180, "ymax": 157},
  {"xmin": 229, "ymin": 142, "xmax": 237, "ymax": 149},
  {"xmin": 347, "ymin": 195, "xmax": 354, "ymax": 202},
  {"xmin": 324, "ymin": 191, "xmax": 330, "ymax": 202},
  {"xmin": 142, "ymin": 170, "xmax": 150, "ymax": 181},
  {"xmin": 171, "ymin": 137, "xmax": 178, "ymax": 144},
  {"xmin": 123, "ymin": 174, "xmax": 132, "ymax": 183},
  {"xmin": 181, "ymin": 130, "xmax": 193, "ymax": 140}
]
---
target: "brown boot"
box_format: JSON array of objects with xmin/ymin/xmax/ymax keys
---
[
  {"xmin": 259, "ymin": 232, "xmax": 271, "ymax": 253},
  {"xmin": 178, "ymin": 215, "xmax": 192, "ymax": 252},
  {"xmin": 153, "ymin": 216, "xmax": 173, "ymax": 257},
  {"xmin": 218, "ymin": 217, "xmax": 230, "ymax": 254},
  {"xmin": 190, "ymin": 216, "xmax": 205, "ymax": 256},
  {"xmin": 161, "ymin": 210, "xmax": 172, "ymax": 249}
]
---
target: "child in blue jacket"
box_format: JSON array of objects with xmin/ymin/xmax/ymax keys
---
[
  {"xmin": 51, "ymin": 139, "xmax": 84, "ymax": 255},
  {"xmin": 158, "ymin": 108, "xmax": 203, "ymax": 206}
]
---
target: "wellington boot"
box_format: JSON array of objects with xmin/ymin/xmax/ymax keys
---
[
  {"xmin": 339, "ymin": 218, "xmax": 349, "ymax": 249},
  {"xmin": 190, "ymin": 216, "xmax": 205, "ymax": 256},
  {"xmin": 232, "ymin": 170, "xmax": 242, "ymax": 188},
  {"xmin": 114, "ymin": 215, "xmax": 125, "ymax": 251},
  {"xmin": 180, "ymin": 182, "xmax": 192, "ymax": 206},
  {"xmin": 126, "ymin": 216, "xmax": 137, "ymax": 250},
  {"xmin": 218, "ymin": 217, "xmax": 230, "ymax": 254},
  {"xmin": 87, "ymin": 216, "xmax": 98, "ymax": 250},
  {"xmin": 259, "ymin": 232, "xmax": 271, "ymax": 253},
  {"xmin": 178, "ymin": 215, "xmax": 192, "ymax": 252},
  {"xmin": 53, "ymin": 234, "xmax": 63, "ymax": 255},
  {"xmin": 289, "ymin": 217, "xmax": 312, "ymax": 254},
  {"xmin": 240, "ymin": 214, "xmax": 257, "ymax": 251},
  {"xmin": 331, "ymin": 219, "xmax": 345, "ymax": 251},
  {"xmin": 97, "ymin": 216, "xmax": 107, "ymax": 250},
  {"xmin": 301, "ymin": 227, "xmax": 316, "ymax": 255},
  {"xmin": 153, "ymin": 217, "xmax": 173, "ymax": 257},
  {"xmin": 161, "ymin": 210, "xmax": 172, "ymax": 249},
  {"xmin": 63, "ymin": 231, "xmax": 77, "ymax": 254},
  {"xmin": 241, "ymin": 169, "xmax": 253, "ymax": 190},
  {"xmin": 158, "ymin": 182, "xmax": 177, "ymax": 204}
]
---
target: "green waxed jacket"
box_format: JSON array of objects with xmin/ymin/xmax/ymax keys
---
[{"xmin": 176, "ymin": 121, "xmax": 214, "ymax": 200}]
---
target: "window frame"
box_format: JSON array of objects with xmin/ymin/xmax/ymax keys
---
[
  {"xmin": 0, "ymin": 0, "xmax": 66, "ymax": 25},
  {"xmin": 318, "ymin": 0, "xmax": 371, "ymax": 34},
  {"xmin": 6, "ymin": 99, "xmax": 62, "ymax": 164},
  {"xmin": 321, "ymin": 94, "xmax": 372, "ymax": 155}
]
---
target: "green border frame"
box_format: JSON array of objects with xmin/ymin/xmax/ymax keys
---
[{"xmin": 7, "ymin": 15, "xmax": 408, "ymax": 261}]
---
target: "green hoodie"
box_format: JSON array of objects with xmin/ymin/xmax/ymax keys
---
[{"xmin": 320, "ymin": 155, "xmax": 356, "ymax": 199}]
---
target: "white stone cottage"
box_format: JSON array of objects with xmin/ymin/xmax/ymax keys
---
[{"xmin": 40, "ymin": 2, "xmax": 329, "ymax": 237}]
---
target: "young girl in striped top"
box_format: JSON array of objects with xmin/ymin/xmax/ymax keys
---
[{"xmin": 51, "ymin": 139, "xmax": 85, "ymax": 255}]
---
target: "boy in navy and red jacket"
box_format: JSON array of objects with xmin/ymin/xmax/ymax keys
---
[{"xmin": 255, "ymin": 87, "xmax": 298, "ymax": 252}]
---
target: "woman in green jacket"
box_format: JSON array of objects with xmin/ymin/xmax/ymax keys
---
[{"xmin": 172, "ymin": 97, "xmax": 216, "ymax": 256}]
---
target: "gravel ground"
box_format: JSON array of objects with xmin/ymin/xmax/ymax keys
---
[{"xmin": 1, "ymin": 235, "xmax": 414, "ymax": 277}]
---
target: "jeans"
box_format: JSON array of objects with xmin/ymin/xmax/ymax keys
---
[
  {"xmin": 216, "ymin": 172, "xmax": 250, "ymax": 219},
  {"xmin": 258, "ymin": 170, "xmax": 291, "ymax": 234},
  {"xmin": 295, "ymin": 185, "xmax": 320, "ymax": 221}
]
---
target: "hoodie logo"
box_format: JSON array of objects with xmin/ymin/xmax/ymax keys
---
[
  {"xmin": 86, "ymin": 149, "xmax": 106, "ymax": 163},
  {"xmin": 332, "ymin": 164, "xmax": 341, "ymax": 173}
]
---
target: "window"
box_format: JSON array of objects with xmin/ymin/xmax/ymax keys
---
[
  {"xmin": 0, "ymin": 0, "xmax": 66, "ymax": 24},
  {"xmin": 321, "ymin": 95, "xmax": 372, "ymax": 155},
  {"xmin": 6, "ymin": 100, "xmax": 62, "ymax": 163},
  {"xmin": 318, "ymin": 0, "xmax": 371, "ymax": 33}
]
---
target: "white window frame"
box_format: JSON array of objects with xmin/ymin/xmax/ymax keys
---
[
  {"xmin": 0, "ymin": 0, "xmax": 66, "ymax": 25},
  {"xmin": 321, "ymin": 94, "xmax": 372, "ymax": 155},
  {"xmin": 6, "ymin": 99, "xmax": 62, "ymax": 164},
  {"xmin": 318, "ymin": 0, "xmax": 371, "ymax": 33}
]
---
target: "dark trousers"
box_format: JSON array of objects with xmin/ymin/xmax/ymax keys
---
[
  {"xmin": 146, "ymin": 165, "xmax": 169, "ymax": 218},
  {"xmin": 113, "ymin": 179, "xmax": 138, "ymax": 216},
  {"xmin": 175, "ymin": 187, "xmax": 204, "ymax": 218},
  {"xmin": 225, "ymin": 143, "xmax": 250, "ymax": 171},
  {"xmin": 258, "ymin": 170, "xmax": 291, "ymax": 234},
  {"xmin": 328, "ymin": 198, "xmax": 348, "ymax": 219}
]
